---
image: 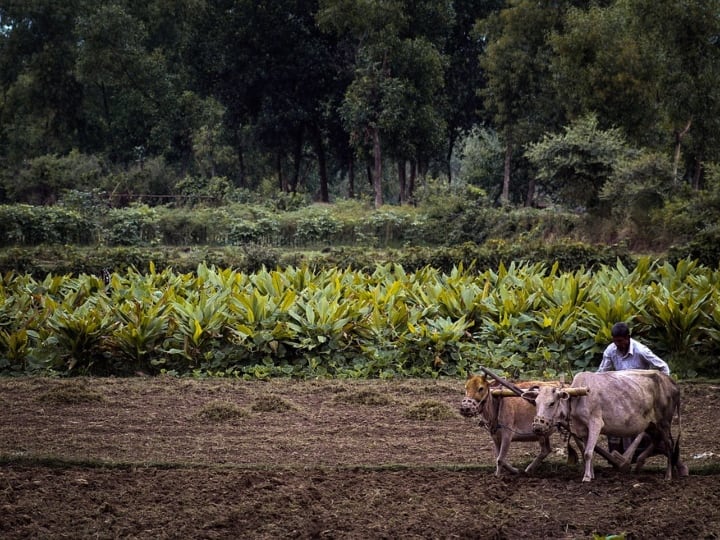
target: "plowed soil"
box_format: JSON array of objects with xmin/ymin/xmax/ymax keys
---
[{"xmin": 1, "ymin": 377, "xmax": 719, "ymax": 539}]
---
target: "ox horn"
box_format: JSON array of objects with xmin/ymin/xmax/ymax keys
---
[{"xmin": 564, "ymin": 386, "xmax": 589, "ymax": 397}]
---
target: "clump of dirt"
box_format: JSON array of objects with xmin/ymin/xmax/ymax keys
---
[
  {"xmin": 37, "ymin": 380, "xmax": 104, "ymax": 404},
  {"xmin": 403, "ymin": 398, "xmax": 457, "ymax": 420},
  {"xmin": 250, "ymin": 394, "xmax": 296, "ymax": 412},
  {"xmin": 196, "ymin": 400, "xmax": 247, "ymax": 421}
]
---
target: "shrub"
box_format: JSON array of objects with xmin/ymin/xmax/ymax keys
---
[
  {"xmin": 0, "ymin": 204, "xmax": 95, "ymax": 246},
  {"xmin": 3, "ymin": 151, "xmax": 105, "ymax": 204},
  {"xmin": 294, "ymin": 208, "xmax": 341, "ymax": 246},
  {"xmin": 101, "ymin": 205, "xmax": 159, "ymax": 246}
]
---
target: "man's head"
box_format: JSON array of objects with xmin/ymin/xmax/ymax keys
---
[{"xmin": 611, "ymin": 322, "xmax": 631, "ymax": 355}]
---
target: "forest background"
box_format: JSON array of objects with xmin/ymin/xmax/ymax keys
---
[{"xmin": 1, "ymin": 1, "xmax": 720, "ymax": 378}]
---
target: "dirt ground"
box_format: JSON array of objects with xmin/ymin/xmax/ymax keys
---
[{"xmin": 0, "ymin": 376, "xmax": 718, "ymax": 539}]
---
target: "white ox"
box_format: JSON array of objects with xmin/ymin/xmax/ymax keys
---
[
  {"xmin": 460, "ymin": 374, "xmax": 564, "ymax": 476},
  {"xmin": 527, "ymin": 370, "xmax": 683, "ymax": 482}
]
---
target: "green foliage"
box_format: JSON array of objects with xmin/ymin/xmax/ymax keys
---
[
  {"xmin": 524, "ymin": 114, "xmax": 634, "ymax": 209},
  {"xmin": 1, "ymin": 151, "xmax": 106, "ymax": 204},
  {"xmin": 457, "ymin": 126, "xmax": 504, "ymax": 194},
  {"xmin": 102, "ymin": 205, "xmax": 159, "ymax": 246},
  {"xmin": 294, "ymin": 209, "xmax": 341, "ymax": 245},
  {"xmin": 0, "ymin": 204, "xmax": 96, "ymax": 246},
  {"xmin": 1, "ymin": 259, "xmax": 718, "ymax": 379}
]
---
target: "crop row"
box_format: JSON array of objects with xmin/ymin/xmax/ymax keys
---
[{"xmin": 1, "ymin": 258, "xmax": 718, "ymax": 378}]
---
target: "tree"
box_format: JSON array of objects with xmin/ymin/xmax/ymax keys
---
[
  {"xmin": 319, "ymin": 0, "xmax": 452, "ymax": 207},
  {"xmin": 550, "ymin": 3, "xmax": 664, "ymax": 148},
  {"xmin": 190, "ymin": 0, "xmax": 344, "ymax": 200},
  {"xmin": 477, "ymin": 0, "xmax": 567, "ymax": 205},
  {"xmin": 551, "ymin": 0, "xmax": 720, "ymax": 188},
  {"xmin": 0, "ymin": 1, "xmax": 88, "ymax": 163},
  {"xmin": 638, "ymin": 0, "xmax": 720, "ymax": 187},
  {"xmin": 440, "ymin": 0, "xmax": 503, "ymax": 184},
  {"xmin": 524, "ymin": 113, "xmax": 634, "ymax": 210}
]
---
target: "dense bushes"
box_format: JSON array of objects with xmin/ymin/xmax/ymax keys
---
[
  {"xmin": 0, "ymin": 205, "xmax": 96, "ymax": 246},
  {"xmin": 0, "ymin": 200, "xmax": 587, "ymax": 249},
  {"xmin": 0, "ymin": 241, "xmax": 635, "ymax": 278}
]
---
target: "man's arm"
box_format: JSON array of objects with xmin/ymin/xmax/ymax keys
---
[
  {"xmin": 597, "ymin": 347, "xmax": 614, "ymax": 372},
  {"xmin": 637, "ymin": 342, "xmax": 670, "ymax": 374}
]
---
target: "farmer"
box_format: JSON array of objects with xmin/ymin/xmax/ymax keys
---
[
  {"xmin": 598, "ymin": 322, "xmax": 670, "ymax": 375},
  {"xmin": 598, "ymin": 321, "xmax": 670, "ymax": 455}
]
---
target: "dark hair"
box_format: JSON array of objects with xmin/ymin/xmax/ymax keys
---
[{"xmin": 611, "ymin": 322, "xmax": 630, "ymax": 338}]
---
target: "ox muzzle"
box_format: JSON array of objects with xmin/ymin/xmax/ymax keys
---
[
  {"xmin": 532, "ymin": 416, "xmax": 554, "ymax": 435},
  {"xmin": 460, "ymin": 397, "xmax": 480, "ymax": 417}
]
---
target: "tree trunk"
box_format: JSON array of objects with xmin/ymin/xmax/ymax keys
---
[
  {"xmin": 446, "ymin": 132, "xmax": 455, "ymax": 184},
  {"xmin": 526, "ymin": 176, "xmax": 535, "ymax": 207},
  {"xmin": 278, "ymin": 153, "xmax": 287, "ymax": 192},
  {"xmin": 348, "ymin": 157, "xmax": 355, "ymax": 199},
  {"xmin": 409, "ymin": 161, "xmax": 417, "ymax": 204},
  {"xmin": 237, "ymin": 145, "xmax": 246, "ymax": 188},
  {"xmin": 290, "ymin": 128, "xmax": 303, "ymax": 193},
  {"xmin": 502, "ymin": 141, "xmax": 512, "ymax": 204},
  {"xmin": 398, "ymin": 160, "xmax": 407, "ymax": 204},
  {"xmin": 313, "ymin": 125, "xmax": 329, "ymax": 202},
  {"xmin": 372, "ymin": 127, "xmax": 383, "ymax": 208},
  {"xmin": 692, "ymin": 156, "xmax": 703, "ymax": 190},
  {"xmin": 673, "ymin": 120, "xmax": 692, "ymax": 184}
]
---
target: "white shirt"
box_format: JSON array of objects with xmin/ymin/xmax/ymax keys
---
[{"xmin": 598, "ymin": 338, "xmax": 670, "ymax": 375}]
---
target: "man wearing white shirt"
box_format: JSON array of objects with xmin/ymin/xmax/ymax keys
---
[
  {"xmin": 598, "ymin": 322, "xmax": 670, "ymax": 375},
  {"xmin": 598, "ymin": 321, "xmax": 671, "ymax": 456}
]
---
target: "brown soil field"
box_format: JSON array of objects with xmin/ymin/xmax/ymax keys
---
[{"xmin": 0, "ymin": 376, "xmax": 719, "ymax": 539}]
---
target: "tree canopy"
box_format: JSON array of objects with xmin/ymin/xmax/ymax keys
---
[{"xmin": 1, "ymin": 0, "xmax": 719, "ymax": 216}]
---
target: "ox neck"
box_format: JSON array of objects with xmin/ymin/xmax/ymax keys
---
[{"xmin": 480, "ymin": 393, "xmax": 501, "ymax": 434}]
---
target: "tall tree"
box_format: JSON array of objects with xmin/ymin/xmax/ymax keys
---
[
  {"xmin": 637, "ymin": 0, "xmax": 720, "ymax": 187},
  {"xmin": 0, "ymin": 1, "xmax": 87, "ymax": 163},
  {"xmin": 551, "ymin": 0, "xmax": 720, "ymax": 187},
  {"xmin": 478, "ymin": 0, "xmax": 569, "ymax": 205},
  {"xmin": 318, "ymin": 0, "xmax": 451, "ymax": 207},
  {"xmin": 440, "ymin": 0, "xmax": 503, "ymax": 184},
  {"xmin": 549, "ymin": 3, "xmax": 663, "ymax": 147},
  {"xmin": 191, "ymin": 0, "xmax": 343, "ymax": 200}
]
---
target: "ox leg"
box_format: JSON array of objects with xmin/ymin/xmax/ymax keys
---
[
  {"xmin": 582, "ymin": 423, "xmax": 605, "ymax": 482},
  {"xmin": 524, "ymin": 435, "xmax": 551, "ymax": 474},
  {"xmin": 658, "ymin": 427, "xmax": 677, "ymax": 481},
  {"xmin": 495, "ymin": 432, "xmax": 519, "ymax": 475},
  {"xmin": 592, "ymin": 442, "xmax": 625, "ymax": 469}
]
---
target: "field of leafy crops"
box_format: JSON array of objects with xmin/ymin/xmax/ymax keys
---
[{"xmin": 1, "ymin": 257, "xmax": 719, "ymax": 378}]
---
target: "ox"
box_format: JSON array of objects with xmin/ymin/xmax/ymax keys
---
[
  {"xmin": 528, "ymin": 369, "xmax": 683, "ymax": 482},
  {"xmin": 460, "ymin": 373, "xmax": 564, "ymax": 476}
]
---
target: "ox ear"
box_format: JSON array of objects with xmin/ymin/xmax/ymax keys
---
[
  {"xmin": 521, "ymin": 388, "xmax": 539, "ymax": 402},
  {"xmin": 559, "ymin": 390, "xmax": 571, "ymax": 400}
]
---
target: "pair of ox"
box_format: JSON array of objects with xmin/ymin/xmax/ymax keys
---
[{"xmin": 461, "ymin": 370, "xmax": 687, "ymax": 482}]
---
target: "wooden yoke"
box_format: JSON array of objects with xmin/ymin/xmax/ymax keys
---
[
  {"xmin": 479, "ymin": 366, "xmax": 525, "ymax": 397},
  {"xmin": 490, "ymin": 388, "xmax": 526, "ymax": 397}
]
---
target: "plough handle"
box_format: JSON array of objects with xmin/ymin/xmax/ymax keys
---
[{"xmin": 479, "ymin": 366, "xmax": 525, "ymax": 397}]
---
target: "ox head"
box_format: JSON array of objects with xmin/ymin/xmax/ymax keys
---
[
  {"xmin": 526, "ymin": 386, "xmax": 586, "ymax": 435},
  {"xmin": 459, "ymin": 373, "xmax": 492, "ymax": 417}
]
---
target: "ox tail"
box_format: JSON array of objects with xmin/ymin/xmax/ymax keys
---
[{"xmin": 672, "ymin": 395, "xmax": 682, "ymax": 468}]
